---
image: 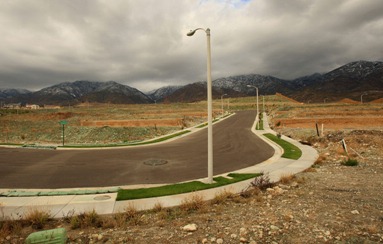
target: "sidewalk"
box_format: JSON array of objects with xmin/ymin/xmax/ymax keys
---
[{"xmin": 0, "ymin": 112, "xmax": 318, "ymax": 220}]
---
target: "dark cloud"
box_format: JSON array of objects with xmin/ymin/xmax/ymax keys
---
[{"xmin": 0, "ymin": 0, "xmax": 382, "ymax": 91}]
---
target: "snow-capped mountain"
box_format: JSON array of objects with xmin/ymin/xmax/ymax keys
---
[
  {"xmin": 288, "ymin": 60, "xmax": 383, "ymax": 102},
  {"xmin": 2, "ymin": 60, "xmax": 382, "ymax": 104},
  {"xmin": 19, "ymin": 81, "xmax": 152, "ymax": 105},
  {"xmin": 0, "ymin": 88, "xmax": 31, "ymax": 100},
  {"xmin": 212, "ymin": 74, "xmax": 292, "ymax": 95},
  {"xmin": 147, "ymin": 85, "xmax": 182, "ymax": 102}
]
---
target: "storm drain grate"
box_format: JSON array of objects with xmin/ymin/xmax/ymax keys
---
[{"xmin": 143, "ymin": 159, "xmax": 168, "ymax": 166}]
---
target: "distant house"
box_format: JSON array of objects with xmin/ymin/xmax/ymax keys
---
[
  {"xmin": 43, "ymin": 105, "xmax": 61, "ymax": 109},
  {"xmin": 26, "ymin": 104, "xmax": 40, "ymax": 109},
  {"xmin": 4, "ymin": 103, "xmax": 21, "ymax": 109}
]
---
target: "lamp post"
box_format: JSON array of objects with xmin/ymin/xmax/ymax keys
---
[
  {"xmin": 187, "ymin": 27, "xmax": 214, "ymax": 183},
  {"xmin": 361, "ymin": 93, "xmax": 367, "ymax": 104},
  {"xmin": 247, "ymin": 85, "xmax": 259, "ymax": 128},
  {"xmin": 221, "ymin": 94, "xmax": 227, "ymax": 117}
]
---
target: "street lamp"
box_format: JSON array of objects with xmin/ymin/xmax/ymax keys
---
[
  {"xmin": 361, "ymin": 93, "xmax": 367, "ymax": 104},
  {"xmin": 247, "ymin": 85, "xmax": 259, "ymax": 128},
  {"xmin": 221, "ymin": 94, "xmax": 227, "ymax": 117},
  {"xmin": 187, "ymin": 27, "xmax": 214, "ymax": 183}
]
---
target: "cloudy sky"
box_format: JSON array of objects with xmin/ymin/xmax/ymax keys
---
[{"xmin": 1, "ymin": 0, "xmax": 383, "ymax": 92}]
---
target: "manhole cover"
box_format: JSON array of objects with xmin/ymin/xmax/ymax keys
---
[
  {"xmin": 143, "ymin": 158, "xmax": 168, "ymax": 166},
  {"xmin": 94, "ymin": 195, "xmax": 111, "ymax": 201}
]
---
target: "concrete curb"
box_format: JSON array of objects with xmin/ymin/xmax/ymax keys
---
[{"xmin": 0, "ymin": 112, "xmax": 318, "ymax": 220}]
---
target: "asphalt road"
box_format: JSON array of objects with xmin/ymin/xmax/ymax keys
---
[{"xmin": 0, "ymin": 110, "xmax": 274, "ymax": 189}]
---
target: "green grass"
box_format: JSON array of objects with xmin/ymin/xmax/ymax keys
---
[
  {"xmin": 60, "ymin": 130, "xmax": 191, "ymax": 148},
  {"xmin": 263, "ymin": 133, "xmax": 302, "ymax": 160},
  {"xmin": 116, "ymin": 173, "xmax": 261, "ymax": 201}
]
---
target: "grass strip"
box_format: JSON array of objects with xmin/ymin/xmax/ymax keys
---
[
  {"xmin": 263, "ymin": 133, "xmax": 302, "ymax": 160},
  {"xmin": 116, "ymin": 173, "xmax": 261, "ymax": 201},
  {"xmin": 61, "ymin": 130, "xmax": 191, "ymax": 148}
]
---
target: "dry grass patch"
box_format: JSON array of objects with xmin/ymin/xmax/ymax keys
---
[
  {"xmin": 152, "ymin": 202, "xmax": 164, "ymax": 213},
  {"xmin": 211, "ymin": 189, "xmax": 235, "ymax": 205},
  {"xmin": 314, "ymin": 154, "xmax": 327, "ymax": 165},
  {"xmin": 124, "ymin": 204, "xmax": 142, "ymax": 225},
  {"xmin": 70, "ymin": 209, "xmax": 102, "ymax": 230},
  {"xmin": 179, "ymin": 194, "xmax": 206, "ymax": 214},
  {"xmin": 0, "ymin": 219, "xmax": 22, "ymax": 239},
  {"xmin": 279, "ymin": 173, "xmax": 296, "ymax": 184},
  {"xmin": 23, "ymin": 209, "xmax": 51, "ymax": 230}
]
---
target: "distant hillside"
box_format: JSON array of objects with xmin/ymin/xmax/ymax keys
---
[
  {"xmin": 288, "ymin": 61, "xmax": 383, "ymax": 103},
  {"xmin": 3, "ymin": 81, "xmax": 153, "ymax": 105},
  {"xmin": 0, "ymin": 88, "xmax": 31, "ymax": 100},
  {"xmin": 147, "ymin": 85, "xmax": 182, "ymax": 102},
  {"xmin": 2, "ymin": 60, "xmax": 382, "ymax": 105}
]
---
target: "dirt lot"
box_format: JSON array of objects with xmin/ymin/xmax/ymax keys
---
[{"xmin": 1, "ymin": 99, "xmax": 383, "ymax": 243}]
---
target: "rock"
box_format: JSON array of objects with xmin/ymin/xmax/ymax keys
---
[
  {"xmin": 351, "ymin": 210, "xmax": 360, "ymax": 215},
  {"xmin": 202, "ymin": 238, "xmax": 208, "ymax": 243},
  {"xmin": 216, "ymin": 238, "xmax": 224, "ymax": 244},
  {"xmin": 240, "ymin": 227, "xmax": 247, "ymax": 236},
  {"xmin": 270, "ymin": 225, "xmax": 279, "ymax": 231},
  {"xmin": 231, "ymin": 233, "xmax": 237, "ymax": 239},
  {"xmin": 273, "ymin": 186, "xmax": 284, "ymax": 195},
  {"xmin": 240, "ymin": 237, "xmax": 248, "ymax": 243},
  {"xmin": 182, "ymin": 223, "xmax": 198, "ymax": 232},
  {"xmin": 97, "ymin": 234, "xmax": 103, "ymax": 241},
  {"xmin": 6, "ymin": 236, "xmax": 11, "ymax": 241}
]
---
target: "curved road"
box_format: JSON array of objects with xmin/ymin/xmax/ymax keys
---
[{"xmin": 0, "ymin": 110, "xmax": 274, "ymax": 189}]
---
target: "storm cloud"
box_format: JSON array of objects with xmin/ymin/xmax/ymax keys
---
[{"xmin": 1, "ymin": 0, "xmax": 383, "ymax": 91}]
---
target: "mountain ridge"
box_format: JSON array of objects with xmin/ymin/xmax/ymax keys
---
[{"xmin": 1, "ymin": 60, "xmax": 382, "ymax": 105}]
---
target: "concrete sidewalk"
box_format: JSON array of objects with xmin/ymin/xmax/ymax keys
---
[{"xmin": 0, "ymin": 112, "xmax": 318, "ymax": 220}]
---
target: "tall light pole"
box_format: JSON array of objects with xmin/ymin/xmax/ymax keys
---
[
  {"xmin": 187, "ymin": 27, "xmax": 214, "ymax": 183},
  {"xmin": 262, "ymin": 95, "xmax": 265, "ymax": 113},
  {"xmin": 221, "ymin": 94, "xmax": 227, "ymax": 117},
  {"xmin": 247, "ymin": 85, "xmax": 259, "ymax": 128},
  {"xmin": 361, "ymin": 93, "xmax": 367, "ymax": 104}
]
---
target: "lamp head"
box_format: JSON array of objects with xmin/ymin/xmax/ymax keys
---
[{"xmin": 187, "ymin": 30, "xmax": 196, "ymax": 36}]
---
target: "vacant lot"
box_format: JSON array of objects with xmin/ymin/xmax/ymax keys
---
[
  {"xmin": 1, "ymin": 97, "xmax": 382, "ymax": 243},
  {"xmin": 0, "ymin": 95, "xmax": 294, "ymax": 146}
]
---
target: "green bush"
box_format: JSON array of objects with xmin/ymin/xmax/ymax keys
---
[{"xmin": 342, "ymin": 158, "xmax": 359, "ymax": 167}]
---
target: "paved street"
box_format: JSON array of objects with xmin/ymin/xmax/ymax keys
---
[{"xmin": 0, "ymin": 110, "xmax": 274, "ymax": 188}]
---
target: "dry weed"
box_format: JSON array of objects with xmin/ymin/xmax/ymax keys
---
[
  {"xmin": 0, "ymin": 219, "xmax": 22, "ymax": 239},
  {"xmin": 180, "ymin": 194, "xmax": 206, "ymax": 213},
  {"xmin": 211, "ymin": 189, "xmax": 235, "ymax": 205},
  {"xmin": 124, "ymin": 204, "xmax": 142, "ymax": 225},
  {"xmin": 71, "ymin": 209, "xmax": 102, "ymax": 229},
  {"xmin": 314, "ymin": 154, "xmax": 327, "ymax": 165},
  {"xmin": 23, "ymin": 209, "xmax": 51, "ymax": 230},
  {"xmin": 303, "ymin": 167, "xmax": 317, "ymax": 173},
  {"xmin": 279, "ymin": 173, "xmax": 296, "ymax": 184},
  {"xmin": 152, "ymin": 202, "xmax": 164, "ymax": 213}
]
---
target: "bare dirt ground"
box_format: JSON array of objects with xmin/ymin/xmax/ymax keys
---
[{"xmin": 1, "ymin": 100, "xmax": 383, "ymax": 243}]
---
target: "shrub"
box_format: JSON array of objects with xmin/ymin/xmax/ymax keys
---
[
  {"xmin": 342, "ymin": 158, "xmax": 359, "ymax": 166},
  {"xmin": 180, "ymin": 194, "xmax": 206, "ymax": 213},
  {"xmin": 279, "ymin": 173, "xmax": 295, "ymax": 184},
  {"xmin": 71, "ymin": 209, "xmax": 102, "ymax": 229},
  {"xmin": 152, "ymin": 202, "xmax": 164, "ymax": 213},
  {"xmin": 211, "ymin": 189, "xmax": 235, "ymax": 205},
  {"xmin": 23, "ymin": 209, "xmax": 51, "ymax": 229},
  {"xmin": 250, "ymin": 174, "xmax": 274, "ymax": 191},
  {"xmin": 124, "ymin": 204, "xmax": 141, "ymax": 225}
]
